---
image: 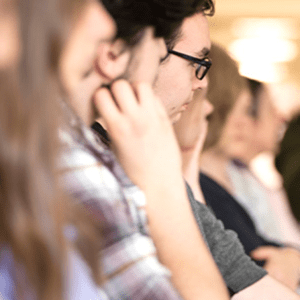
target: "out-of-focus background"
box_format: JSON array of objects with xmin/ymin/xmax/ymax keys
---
[{"xmin": 209, "ymin": 0, "xmax": 300, "ymax": 119}]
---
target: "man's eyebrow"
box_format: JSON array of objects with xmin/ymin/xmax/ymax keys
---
[
  {"xmin": 195, "ymin": 47, "xmax": 210, "ymax": 58},
  {"xmin": 98, "ymin": 38, "xmax": 115, "ymax": 44}
]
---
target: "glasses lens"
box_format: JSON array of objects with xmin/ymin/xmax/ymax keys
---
[{"xmin": 196, "ymin": 65, "xmax": 206, "ymax": 80}]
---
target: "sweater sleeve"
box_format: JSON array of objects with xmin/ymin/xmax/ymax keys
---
[
  {"xmin": 186, "ymin": 184, "xmax": 267, "ymax": 294},
  {"xmin": 200, "ymin": 173, "xmax": 283, "ymax": 258}
]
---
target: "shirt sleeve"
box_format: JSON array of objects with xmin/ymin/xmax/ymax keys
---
[
  {"xmin": 0, "ymin": 248, "xmax": 17, "ymax": 300},
  {"xmin": 0, "ymin": 247, "xmax": 35, "ymax": 300},
  {"xmin": 65, "ymin": 250, "xmax": 110, "ymax": 300},
  {"xmin": 59, "ymin": 141, "xmax": 183, "ymax": 300},
  {"xmin": 186, "ymin": 183, "xmax": 267, "ymax": 294},
  {"xmin": 101, "ymin": 236, "xmax": 183, "ymax": 300}
]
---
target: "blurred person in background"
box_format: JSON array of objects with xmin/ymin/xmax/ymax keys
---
[
  {"xmin": 172, "ymin": 41, "xmax": 300, "ymax": 299},
  {"xmin": 0, "ymin": 0, "xmax": 112, "ymax": 299},
  {"xmin": 227, "ymin": 78, "xmax": 300, "ymax": 248},
  {"xmin": 198, "ymin": 42, "xmax": 300, "ymax": 291}
]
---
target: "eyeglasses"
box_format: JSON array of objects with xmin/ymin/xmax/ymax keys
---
[{"xmin": 168, "ymin": 49, "xmax": 212, "ymax": 80}]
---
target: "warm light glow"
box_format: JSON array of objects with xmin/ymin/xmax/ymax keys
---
[
  {"xmin": 229, "ymin": 38, "xmax": 297, "ymax": 63},
  {"xmin": 238, "ymin": 62, "xmax": 287, "ymax": 83},
  {"xmin": 228, "ymin": 18, "xmax": 298, "ymax": 83},
  {"xmin": 269, "ymin": 83, "xmax": 300, "ymax": 118},
  {"xmin": 231, "ymin": 18, "xmax": 298, "ymax": 40},
  {"xmin": 250, "ymin": 153, "xmax": 283, "ymax": 190}
]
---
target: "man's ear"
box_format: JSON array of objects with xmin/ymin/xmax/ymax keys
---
[{"xmin": 96, "ymin": 39, "xmax": 130, "ymax": 83}]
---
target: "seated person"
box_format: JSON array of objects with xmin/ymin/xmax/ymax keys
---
[
  {"xmin": 198, "ymin": 43, "xmax": 300, "ymax": 291},
  {"xmin": 227, "ymin": 78, "xmax": 300, "ymax": 248}
]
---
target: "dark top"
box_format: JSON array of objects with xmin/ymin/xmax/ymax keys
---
[
  {"xmin": 275, "ymin": 114, "xmax": 300, "ymax": 222},
  {"xmin": 200, "ymin": 172, "xmax": 282, "ymax": 266}
]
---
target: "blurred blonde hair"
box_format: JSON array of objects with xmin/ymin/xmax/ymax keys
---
[
  {"xmin": 203, "ymin": 42, "xmax": 247, "ymax": 150},
  {"xmin": 0, "ymin": 1, "xmax": 102, "ymax": 299}
]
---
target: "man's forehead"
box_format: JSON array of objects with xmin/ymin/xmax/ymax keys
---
[{"xmin": 176, "ymin": 13, "xmax": 211, "ymax": 57}]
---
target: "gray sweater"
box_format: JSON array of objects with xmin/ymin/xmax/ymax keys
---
[{"xmin": 186, "ymin": 183, "xmax": 267, "ymax": 294}]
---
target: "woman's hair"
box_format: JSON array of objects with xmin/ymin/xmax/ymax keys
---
[
  {"xmin": 203, "ymin": 42, "xmax": 248, "ymax": 150},
  {"xmin": 246, "ymin": 77, "xmax": 264, "ymax": 119},
  {"xmin": 0, "ymin": 0, "xmax": 101, "ymax": 299}
]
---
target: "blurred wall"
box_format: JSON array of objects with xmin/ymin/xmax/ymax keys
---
[{"xmin": 209, "ymin": 0, "xmax": 300, "ymax": 117}]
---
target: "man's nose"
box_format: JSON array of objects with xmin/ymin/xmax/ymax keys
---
[{"xmin": 193, "ymin": 74, "xmax": 208, "ymax": 91}]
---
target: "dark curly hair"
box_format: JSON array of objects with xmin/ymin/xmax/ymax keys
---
[{"xmin": 101, "ymin": 0, "xmax": 215, "ymax": 46}]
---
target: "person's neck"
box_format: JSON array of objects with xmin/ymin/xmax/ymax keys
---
[
  {"xmin": 237, "ymin": 151, "xmax": 254, "ymax": 166},
  {"xmin": 200, "ymin": 147, "xmax": 233, "ymax": 194}
]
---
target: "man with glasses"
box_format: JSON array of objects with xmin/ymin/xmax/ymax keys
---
[
  {"xmin": 153, "ymin": 12, "xmax": 211, "ymax": 123},
  {"xmin": 167, "ymin": 49, "xmax": 212, "ymax": 80}
]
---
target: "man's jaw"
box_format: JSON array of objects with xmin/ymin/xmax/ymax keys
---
[{"xmin": 170, "ymin": 100, "xmax": 194, "ymax": 124}]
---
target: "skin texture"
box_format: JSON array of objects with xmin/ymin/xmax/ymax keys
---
[
  {"xmin": 232, "ymin": 275, "xmax": 300, "ymax": 300},
  {"xmin": 0, "ymin": 0, "xmax": 19, "ymax": 69},
  {"xmin": 59, "ymin": 0, "xmax": 116, "ymax": 125},
  {"xmin": 174, "ymin": 87, "xmax": 213, "ymax": 152},
  {"xmin": 154, "ymin": 12, "xmax": 210, "ymax": 123},
  {"xmin": 251, "ymin": 246, "xmax": 300, "ymax": 291},
  {"xmin": 174, "ymin": 87, "xmax": 213, "ymax": 202}
]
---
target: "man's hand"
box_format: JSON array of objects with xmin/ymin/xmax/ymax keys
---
[
  {"xmin": 232, "ymin": 275, "xmax": 300, "ymax": 300},
  {"xmin": 251, "ymin": 246, "xmax": 300, "ymax": 291},
  {"xmin": 94, "ymin": 79, "xmax": 183, "ymax": 192},
  {"xmin": 94, "ymin": 79, "xmax": 229, "ymax": 300}
]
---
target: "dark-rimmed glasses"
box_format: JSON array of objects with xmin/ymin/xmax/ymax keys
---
[{"xmin": 168, "ymin": 49, "xmax": 212, "ymax": 80}]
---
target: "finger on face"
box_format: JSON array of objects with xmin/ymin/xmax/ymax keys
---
[
  {"xmin": 94, "ymin": 87, "xmax": 122, "ymax": 126},
  {"xmin": 136, "ymin": 82, "xmax": 170, "ymax": 119},
  {"xmin": 110, "ymin": 79, "xmax": 139, "ymax": 114},
  {"xmin": 133, "ymin": 82, "xmax": 154, "ymax": 106}
]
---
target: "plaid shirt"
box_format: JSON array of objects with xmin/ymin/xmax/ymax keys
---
[{"xmin": 58, "ymin": 108, "xmax": 182, "ymax": 300}]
